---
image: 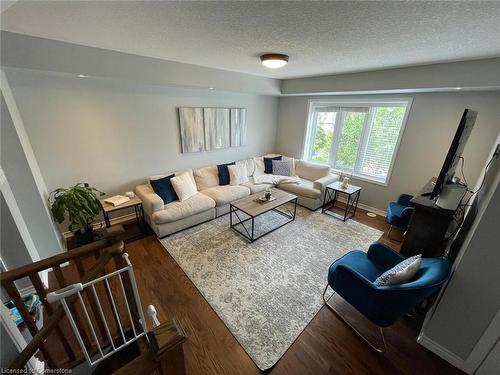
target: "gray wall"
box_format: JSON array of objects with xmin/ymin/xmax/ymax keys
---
[
  {"xmin": 1, "ymin": 31, "xmax": 281, "ymax": 96},
  {"xmin": 282, "ymin": 58, "xmax": 500, "ymax": 95},
  {"xmin": 1, "ymin": 324, "xmax": 19, "ymax": 369},
  {"xmin": 0, "ymin": 193, "xmax": 32, "ymax": 272},
  {"xmin": 423, "ymin": 150, "xmax": 499, "ymax": 361},
  {"xmin": 1, "ymin": 92, "xmax": 61, "ymax": 257},
  {"xmin": 5, "ymin": 69, "xmax": 279, "ymax": 219},
  {"xmin": 275, "ymin": 91, "xmax": 500, "ymax": 211}
]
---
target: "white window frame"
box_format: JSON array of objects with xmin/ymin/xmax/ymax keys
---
[{"xmin": 302, "ymin": 98, "xmax": 413, "ymax": 186}]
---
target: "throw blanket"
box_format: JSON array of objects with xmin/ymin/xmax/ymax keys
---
[{"xmin": 253, "ymin": 174, "xmax": 300, "ymax": 185}]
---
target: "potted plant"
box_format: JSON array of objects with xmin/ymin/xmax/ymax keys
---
[{"xmin": 49, "ymin": 183, "xmax": 105, "ymax": 245}]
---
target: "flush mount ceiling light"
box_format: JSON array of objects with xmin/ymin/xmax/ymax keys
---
[{"xmin": 260, "ymin": 54, "xmax": 289, "ymax": 69}]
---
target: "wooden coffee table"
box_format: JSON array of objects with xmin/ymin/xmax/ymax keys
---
[{"xmin": 229, "ymin": 188, "xmax": 298, "ymax": 242}]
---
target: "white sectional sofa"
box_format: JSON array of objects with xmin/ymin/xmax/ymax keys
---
[{"xmin": 135, "ymin": 155, "xmax": 339, "ymax": 238}]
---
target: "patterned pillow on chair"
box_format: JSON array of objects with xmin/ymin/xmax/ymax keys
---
[
  {"xmin": 272, "ymin": 160, "xmax": 291, "ymax": 176},
  {"xmin": 374, "ymin": 254, "xmax": 422, "ymax": 286}
]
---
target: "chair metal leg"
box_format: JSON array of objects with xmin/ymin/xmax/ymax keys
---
[{"xmin": 322, "ymin": 284, "xmax": 387, "ymax": 353}]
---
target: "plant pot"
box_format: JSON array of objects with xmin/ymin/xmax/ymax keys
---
[{"xmin": 74, "ymin": 227, "xmax": 95, "ymax": 245}]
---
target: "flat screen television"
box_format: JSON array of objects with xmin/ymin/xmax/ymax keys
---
[{"xmin": 430, "ymin": 109, "xmax": 478, "ymax": 199}]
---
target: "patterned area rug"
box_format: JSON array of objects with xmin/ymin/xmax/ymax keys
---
[{"xmin": 160, "ymin": 205, "xmax": 382, "ymax": 370}]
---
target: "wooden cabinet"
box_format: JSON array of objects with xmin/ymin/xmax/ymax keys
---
[{"xmin": 401, "ymin": 178, "xmax": 456, "ymax": 257}]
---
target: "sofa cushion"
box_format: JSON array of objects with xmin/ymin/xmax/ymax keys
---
[
  {"xmin": 171, "ymin": 171, "xmax": 198, "ymax": 201},
  {"xmin": 240, "ymin": 158, "xmax": 255, "ymax": 177},
  {"xmin": 194, "ymin": 166, "xmax": 219, "ymax": 191},
  {"xmin": 282, "ymin": 156, "xmax": 297, "ymax": 176},
  {"xmin": 152, "ymin": 193, "xmax": 215, "ymax": 224},
  {"xmin": 200, "ymin": 185, "xmax": 250, "ymax": 206},
  {"xmin": 241, "ymin": 177, "xmax": 271, "ymax": 194},
  {"xmin": 253, "ymin": 157, "xmax": 265, "ymax": 175},
  {"xmin": 264, "ymin": 156, "xmax": 282, "ymax": 174},
  {"xmin": 295, "ymin": 160, "xmax": 330, "ymax": 181},
  {"xmin": 272, "ymin": 160, "xmax": 290, "ymax": 176},
  {"xmin": 149, "ymin": 174, "xmax": 178, "ymax": 204},
  {"xmin": 278, "ymin": 178, "xmax": 321, "ymax": 199},
  {"xmin": 228, "ymin": 164, "xmax": 249, "ymax": 185},
  {"xmin": 217, "ymin": 162, "xmax": 235, "ymax": 185}
]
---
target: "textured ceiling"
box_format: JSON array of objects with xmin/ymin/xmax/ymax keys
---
[{"xmin": 2, "ymin": 1, "xmax": 500, "ymax": 79}]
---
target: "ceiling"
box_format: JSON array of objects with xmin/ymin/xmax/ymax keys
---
[{"xmin": 2, "ymin": 1, "xmax": 500, "ymax": 79}]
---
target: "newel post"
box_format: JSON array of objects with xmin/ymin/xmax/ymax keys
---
[{"xmin": 149, "ymin": 318, "xmax": 187, "ymax": 375}]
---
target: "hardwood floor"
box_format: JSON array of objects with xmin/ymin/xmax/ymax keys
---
[{"xmin": 121, "ymin": 206, "xmax": 463, "ymax": 375}]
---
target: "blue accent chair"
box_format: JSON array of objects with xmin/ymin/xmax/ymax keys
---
[
  {"xmin": 386, "ymin": 194, "xmax": 415, "ymax": 240},
  {"xmin": 323, "ymin": 242, "xmax": 450, "ymax": 352}
]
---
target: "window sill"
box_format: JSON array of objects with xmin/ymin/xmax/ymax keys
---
[{"xmin": 330, "ymin": 169, "xmax": 389, "ymax": 187}]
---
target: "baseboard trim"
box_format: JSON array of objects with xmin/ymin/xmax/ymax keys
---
[
  {"xmin": 62, "ymin": 212, "xmax": 137, "ymax": 238},
  {"xmin": 335, "ymin": 196, "xmax": 387, "ymax": 217},
  {"xmin": 417, "ymin": 334, "xmax": 469, "ymax": 374}
]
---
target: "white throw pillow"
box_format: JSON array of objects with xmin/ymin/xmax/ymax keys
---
[
  {"xmin": 281, "ymin": 156, "xmax": 296, "ymax": 176},
  {"xmin": 374, "ymin": 255, "xmax": 422, "ymax": 286},
  {"xmin": 228, "ymin": 164, "xmax": 249, "ymax": 185},
  {"xmin": 193, "ymin": 166, "xmax": 219, "ymax": 191},
  {"xmin": 253, "ymin": 157, "xmax": 265, "ymax": 176},
  {"xmin": 171, "ymin": 171, "xmax": 198, "ymax": 201}
]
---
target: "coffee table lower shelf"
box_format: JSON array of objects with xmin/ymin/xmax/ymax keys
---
[{"xmin": 229, "ymin": 197, "xmax": 298, "ymax": 242}]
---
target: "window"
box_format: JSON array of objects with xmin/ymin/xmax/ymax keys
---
[{"xmin": 303, "ymin": 99, "xmax": 411, "ymax": 185}]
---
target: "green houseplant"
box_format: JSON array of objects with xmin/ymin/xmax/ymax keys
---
[{"xmin": 49, "ymin": 183, "xmax": 105, "ymax": 245}]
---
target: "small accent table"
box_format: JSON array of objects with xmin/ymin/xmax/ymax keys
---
[
  {"xmin": 100, "ymin": 196, "xmax": 145, "ymax": 228},
  {"xmin": 322, "ymin": 182, "xmax": 361, "ymax": 222}
]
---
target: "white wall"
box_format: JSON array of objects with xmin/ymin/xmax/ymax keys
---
[
  {"xmin": 5, "ymin": 69, "xmax": 279, "ymax": 224},
  {"xmin": 1, "ymin": 91, "xmax": 62, "ymax": 257},
  {"xmin": 275, "ymin": 91, "xmax": 500, "ymax": 211}
]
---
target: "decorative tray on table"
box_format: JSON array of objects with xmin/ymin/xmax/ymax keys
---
[{"xmin": 254, "ymin": 195, "xmax": 276, "ymax": 203}]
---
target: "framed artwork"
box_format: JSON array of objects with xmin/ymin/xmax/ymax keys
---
[
  {"xmin": 178, "ymin": 107, "xmax": 205, "ymax": 153},
  {"xmin": 204, "ymin": 108, "xmax": 230, "ymax": 150},
  {"xmin": 230, "ymin": 108, "xmax": 247, "ymax": 147}
]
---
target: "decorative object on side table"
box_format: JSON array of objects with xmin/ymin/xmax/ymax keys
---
[
  {"xmin": 340, "ymin": 176, "xmax": 350, "ymax": 190},
  {"xmin": 100, "ymin": 196, "xmax": 145, "ymax": 230},
  {"xmin": 322, "ymin": 181, "xmax": 361, "ymax": 222},
  {"xmin": 104, "ymin": 194, "xmax": 130, "ymax": 206},
  {"xmin": 48, "ymin": 183, "xmax": 104, "ymax": 245}
]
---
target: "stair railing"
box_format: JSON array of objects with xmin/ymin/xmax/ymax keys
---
[
  {"xmin": 1, "ymin": 227, "xmax": 126, "ymax": 370},
  {"xmin": 46, "ymin": 252, "xmax": 148, "ymax": 367}
]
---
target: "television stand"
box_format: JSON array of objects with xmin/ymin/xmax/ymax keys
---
[
  {"xmin": 400, "ymin": 178, "xmax": 456, "ymax": 258},
  {"xmin": 420, "ymin": 181, "xmax": 436, "ymax": 197}
]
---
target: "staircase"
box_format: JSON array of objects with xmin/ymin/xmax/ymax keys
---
[{"xmin": 0, "ymin": 227, "xmax": 186, "ymax": 374}]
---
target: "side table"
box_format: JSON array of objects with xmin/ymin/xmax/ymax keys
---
[
  {"xmin": 100, "ymin": 196, "xmax": 146, "ymax": 234},
  {"xmin": 322, "ymin": 182, "xmax": 361, "ymax": 221}
]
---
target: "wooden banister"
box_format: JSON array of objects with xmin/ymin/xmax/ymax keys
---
[
  {"xmin": 1, "ymin": 226, "xmax": 123, "ymax": 284},
  {"xmin": 7, "ymin": 241, "xmax": 125, "ymax": 370}
]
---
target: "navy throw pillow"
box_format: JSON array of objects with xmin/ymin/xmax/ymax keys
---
[
  {"xmin": 150, "ymin": 174, "xmax": 178, "ymax": 204},
  {"xmin": 217, "ymin": 162, "xmax": 235, "ymax": 185},
  {"xmin": 264, "ymin": 156, "xmax": 282, "ymax": 174}
]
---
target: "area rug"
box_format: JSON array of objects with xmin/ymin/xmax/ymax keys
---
[{"xmin": 160, "ymin": 205, "xmax": 382, "ymax": 370}]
